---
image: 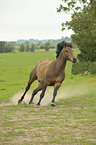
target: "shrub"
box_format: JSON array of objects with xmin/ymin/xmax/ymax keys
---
[{"xmin": 72, "ymin": 61, "xmax": 96, "ymax": 75}]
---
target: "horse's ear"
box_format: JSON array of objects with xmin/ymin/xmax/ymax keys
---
[
  {"xmin": 64, "ymin": 43, "xmax": 67, "ymax": 48},
  {"xmin": 67, "ymin": 43, "xmax": 72, "ymax": 48}
]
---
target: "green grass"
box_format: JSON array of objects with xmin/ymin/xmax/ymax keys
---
[
  {"xmin": 0, "ymin": 51, "xmax": 96, "ymax": 144},
  {"xmin": 0, "ymin": 52, "xmax": 55, "ymax": 102}
]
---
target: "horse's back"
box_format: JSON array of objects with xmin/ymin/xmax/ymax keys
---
[{"xmin": 36, "ymin": 59, "xmax": 52, "ymax": 83}]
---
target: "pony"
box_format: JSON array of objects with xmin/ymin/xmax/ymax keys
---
[{"xmin": 18, "ymin": 42, "xmax": 77, "ymax": 106}]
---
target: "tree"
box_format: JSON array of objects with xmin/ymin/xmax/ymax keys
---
[
  {"xmin": 40, "ymin": 45, "xmax": 44, "ymax": 49},
  {"xmin": 4, "ymin": 44, "xmax": 15, "ymax": 53},
  {"xmin": 30, "ymin": 44, "xmax": 35, "ymax": 52},
  {"xmin": 25, "ymin": 44, "xmax": 30, "ymax": 52},
  {"xmin": 44, "ymin": 42, "xmax": 50, "ymax": 51},
  {"xmin": 0, "ymin": 41, "xmax": 6, "ymax": 53},
  {"xmin": 71, "ymin": 5, "xmax": 96, "ymax": 62},
  {"xmin": 57, "ymin": 0, "xmax": 94, "ymax": 16},
  {"xmin": 57, "ymin": 0, "xmax": 96, "ymax": 31},
  {"xmin": 19, "ymin": 43, "xmax": 25, "ymax": 52},
  {"xmin": 0, "ymin": 41, "xmax": 15, "ymax": 53},
  {"xmin": 57, "ymin": 0, "xmax": 96, "ymax": 62}
]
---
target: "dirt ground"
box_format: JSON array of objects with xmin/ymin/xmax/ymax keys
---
[
  {"xmin": 0, "ymin": 84, "xmax": 88, "ymax": 107},
  {"xmin": 11, "ymin": 88, "xmax": 67, "ymax": 106}
]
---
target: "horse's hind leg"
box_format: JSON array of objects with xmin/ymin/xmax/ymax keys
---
[
  {"xmin": 18, "ymin": 80, "xmax": 32, "ymax": 104},
  {"xmin": 18, "ymin": 67, "xmax": 37, "ymax": 104},
  {"xmin": 29, "ymin": 83, "xmax": 43, "ymax": 104}
]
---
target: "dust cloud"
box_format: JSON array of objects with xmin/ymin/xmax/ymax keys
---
[
  {"xmin": 0, "ymin": 84, "xmax": 88, "ymax": 107},
  {"xmin": 11, "ymin": 84, "xmax": 88, "ymax": 106},
  {"xmin": 11, "ymin": 88, "xmax": 57, "ymax": 106}
]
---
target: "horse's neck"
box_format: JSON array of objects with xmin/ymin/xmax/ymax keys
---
[{"xmin": 55, "ymin": 50, "xmax": 67, "ymax": 71}]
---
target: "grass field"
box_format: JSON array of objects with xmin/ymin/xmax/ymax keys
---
[{"xmin": 0, "ymin": 51, "xmax": 96, "ymax": 144}]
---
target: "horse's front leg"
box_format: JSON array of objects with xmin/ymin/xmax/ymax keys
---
[{"xmin": 51, "ymin": 83, "xmax": 61, "ymax": 106}]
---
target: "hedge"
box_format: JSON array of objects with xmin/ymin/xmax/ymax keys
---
[{"xmin": 72, "ymin": 61, "xmax": 96, "ymax": 75}]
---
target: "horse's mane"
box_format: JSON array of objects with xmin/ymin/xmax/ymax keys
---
[{"xmin": 56, "ymin": 41, "xmax": 72, "ymax": 58}]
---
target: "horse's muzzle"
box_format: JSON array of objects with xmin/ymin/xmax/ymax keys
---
[{"xmin": 72, "ymin": 58, "xmax": 77, "ymax": 63}]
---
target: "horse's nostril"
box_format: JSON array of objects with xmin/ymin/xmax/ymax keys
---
[
  {"xmin": 73, "ymin": 58, "xmax": 77, "ymax": 63},
  {"xmin": 73, "ymin": 58, "xmax": 76, "ymax": 61}
]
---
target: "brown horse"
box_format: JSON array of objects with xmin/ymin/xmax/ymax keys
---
[{"xmin": 18, "ymin": 43, "xmax": 77, "ymax": 106}]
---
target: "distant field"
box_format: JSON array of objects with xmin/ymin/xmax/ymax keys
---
[{"xmin": 0, "ymin": 51, "xmax": 96, "ymax": 144}]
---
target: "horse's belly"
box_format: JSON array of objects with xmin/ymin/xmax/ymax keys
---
[{"xmin": 36, "ymin": 59, "xmax": 52, "ymax": 83}]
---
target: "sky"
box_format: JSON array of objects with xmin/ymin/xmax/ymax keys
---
[{"xmin": 0, "ymin": 0, "xmax": 73, "ymax": 41}]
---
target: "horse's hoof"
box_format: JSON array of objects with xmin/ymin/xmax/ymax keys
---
[
  {"xmin": 51, "ymin": 102, "xmax": 55, "ymax": 107},
  {"xmin": 36, "ymin": 103, "xmax": 40, "ymax": 108},
  {"xmin": 29, "ymin": 102, "xmax": 34, "ymax": 105},
  {"xmin": 18, "ymin": 99, "xmax": 22, "ymax": 104}
]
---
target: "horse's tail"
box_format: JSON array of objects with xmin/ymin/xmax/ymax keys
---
[{"xmin": 29, "ymin": 65, "xmax": 37, "ymax": 85}]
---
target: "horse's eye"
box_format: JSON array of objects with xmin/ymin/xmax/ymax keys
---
[{"xmin": 66, "ymin": 50, "xmax": 68, "ymax": 53}]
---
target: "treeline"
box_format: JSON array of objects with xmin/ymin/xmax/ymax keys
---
[
  {"xmin": 19, "ymin": 41, "xmax": 53, "ymax": 52},
  {"xmin": 0, "ymin": 41, "xmax": 57, "ymax": 53},
  {"xmin": 0, "ymin": 36, "xmax": 72, "ymax": 53},
  {"xmin": 0, "ymin": 41, "xmax": 15, "ymax": 53}
]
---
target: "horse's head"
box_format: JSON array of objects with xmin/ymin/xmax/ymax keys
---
[
  {"xmin": 56, "ymin": 41, "xmax": 72, "ymax": 58},
  {"xmin": 63, "ymin": 43, "xmax": 77, "ymax": 63}
]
